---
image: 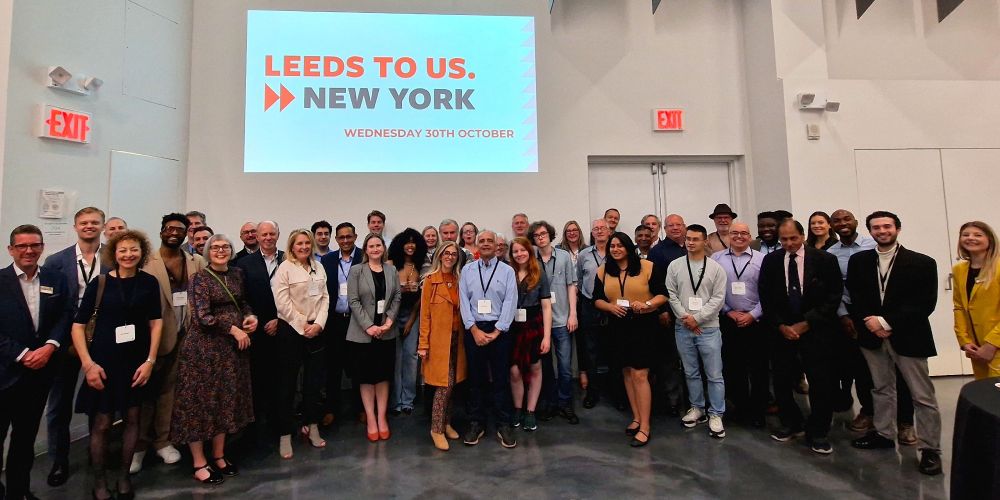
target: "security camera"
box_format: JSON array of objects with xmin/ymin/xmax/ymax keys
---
[
  {"xmin": 82, "ymin": 76, "xmax": 103, "ymax": 91},
  {"xmin": 48, "ymin": 66, "xmax": 72, "ymax": 86},
  {"xmin": 797, "ymin": 93, "xmax": 815, "ymax": 107},
  {"xmin": 824, "ymin": 101, "xmax": 841, "ymax": 112}
]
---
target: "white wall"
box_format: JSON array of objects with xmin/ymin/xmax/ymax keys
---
[
  {"xmin": 187, "ymin": 0, "xmax": 750, "ymax": 241},
  {"xmin": 0, "ymin": 0, "xmax": 192, "ymax": 266}
]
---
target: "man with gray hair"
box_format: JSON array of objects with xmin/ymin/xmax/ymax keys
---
[
  {"xmin": 183, "ymin": 210, "xmax": 207, "ymax": 255},
  {"xmin": 233, "ymin": 221, "xmax": 259, "ymax": 262},
  {"xmin": 440, "ymin": 218, "xmax": 472, "ymax": 266}
]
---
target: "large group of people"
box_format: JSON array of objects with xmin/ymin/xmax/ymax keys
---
[{"xmin": 2, "ymin": 202, "xmax": 998, "ymax": 499}]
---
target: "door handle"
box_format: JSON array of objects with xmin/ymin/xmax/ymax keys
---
[{"xmin": 945, "ymin": 273, "xmax": 953, "ymax": 291}]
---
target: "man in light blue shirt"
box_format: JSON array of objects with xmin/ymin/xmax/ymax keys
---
[
  {"xmin": 531, "ymin": 221, "xmax": 580, "ymax": 424},
  {"xmin": 458, "ymin": 230, "xmax": 519, "ymax": 448},
  {"xmin": 319, "ymin": 222, "xmax": 363, "ymax": 424},
  {"xmin": 575, "ymin": 218, "xmax": 609, "ymax": 409},
  {"xmin": 712, "ymin": 221, "xmax": 768, "ymax": 427}
]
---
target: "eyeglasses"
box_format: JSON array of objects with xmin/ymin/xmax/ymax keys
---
[
  {"xmin": 163, "ymin": 227, "xmax": 186, "ymax": 235},
  {"xmin": 11, "ymin": 243, "xmax": 43, "ymax": 251},
  {"xmin": 730, "ymin": 231, "xmax": 751, "ymax": 237},
  {"xmin": 335, "ymin": 235, "xmax": 355, "ymax": 240},
  {"xmin": 240, "ymin": 229, "xmax": 257, "ymax": 235},
  {"xmin": 210, "ymin": 245, "xmax": 232, "ymax": 252},
  {"xmin": 442, "ymin": 251, "xmax": 459, "ymax": 257},
  {"xmin": 532, "ymin": 232, "xmax": 549, "ymax": 238}
]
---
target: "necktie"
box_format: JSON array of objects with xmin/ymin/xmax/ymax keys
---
[{"xmin": 788, "ymin": 253, "xmax": 802, "ymax": 315}]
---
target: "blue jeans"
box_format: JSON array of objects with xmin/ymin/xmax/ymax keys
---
[
  {"xmin": 550, "ymin": 326, "xmax": 574, "ymax": 406},
  {"xmin": 674, "ymin": 325, "xmax": 726, "ymax": 416},
  {"xmin": 392, "ymin": 305, "xmax": 420, "ymax": 410}
]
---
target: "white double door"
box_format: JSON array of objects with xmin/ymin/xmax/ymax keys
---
[
  {"xmin": 588, "ymin": 159, "xmax": 733, "ymax": 236},
  {"xmin": 855, "ymin": 148, "xmax": 1000, "ymax": 376}
]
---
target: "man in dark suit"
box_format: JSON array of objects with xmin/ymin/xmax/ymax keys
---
[
  {"xmin": 1, "ymin": 224, "xmax": 73, "ymax": 500},
  {"xmin": 232, "ymin": 221, "xmax": 259, "ymax": 263},
  {"xmin": 759, "ymin": 219, "xmax": 842, "ymax": 454},
  {"xmin": 319, "ymin": 222, "xmax": 363, "ymax": 425},
  {"xmin": 234, "ymin": 220, "xmax": 283, "ymax": 438},
  {"xmin": 41, "ymin": 207, "xmax": 110, "ymax": 486},
  {"xmin": 846, "ymin": 211, "xmax": 942, "ymax": 475}
]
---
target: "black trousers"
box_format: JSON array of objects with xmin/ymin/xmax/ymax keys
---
[
  {"xmin": 45, "ymin": 349, "xmax": 81, "ymax": 463},
  {"xmin": 275, "ymin": 321, "xmax": 325, "ymax": 435},
  {"xmin": 772, "ymin": 329, "xmax": 834, "ymax": 439},
  {"xmin": 720, "ymin": 315, "xmax": 770, "ymax": 418},
  {"xmin": 0, "ymin": 369, "xmax": 52, "ymax": 498},
  {"xmin": 464, "ymin": 323, "xmax": 513, "ymax": 425},
  {"xmin": 250, "ymin": 324, "xmax": 279, "ymax": 432},
  {"xmin": 651, "ymin": 314, "xmax": 685, "ymax": 410},
  {"xmin": 323, "ymin": 313, "xmax": 360, "ymax": 415}
]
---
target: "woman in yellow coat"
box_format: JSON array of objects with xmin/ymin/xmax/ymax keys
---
[
  {"xmin": 953, "ymin": 221, "xmax": 1000, "ymax": 379},
  {"xmin": 417, "ymin": 241, "xmax": 467, "ymax": 450}
]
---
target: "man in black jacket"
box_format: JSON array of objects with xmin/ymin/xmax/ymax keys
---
[
  {"xmin": 759, "ymin": 219, "xmax": 842, "ymax": 454},
  {"xmin": 845, "ymin": 211, "xmax": 942, "ymax": 475}
]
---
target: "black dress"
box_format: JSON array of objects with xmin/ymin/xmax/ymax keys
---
[
  {"xmin": 75, "ymin": 271, "xmax": 162, "ymax": 417},
  {"xmin": 350, "ymin": 270, "xmax": 395, "ymax": 384}
]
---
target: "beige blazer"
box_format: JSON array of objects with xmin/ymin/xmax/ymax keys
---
[
  {"xmin": 273, "ymin": 259, "xmax": 330, "ymax": 334},
  {"xmin": 142, "ymin": 249, "xmax": 206, "ymax": 356}
]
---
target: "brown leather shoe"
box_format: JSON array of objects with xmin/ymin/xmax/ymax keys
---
[
  {"xmin": 321, "ymin": 413, "xmax": 335, "ymax": 426},
  {"xmin": 848, "ymin": 413, "xmax": 873, "ymax": 433},
  {"xmin": 898, "ymin": 424, "xmax": 918, "ymax": 445}
]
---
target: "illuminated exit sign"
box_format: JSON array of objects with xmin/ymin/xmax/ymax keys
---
[
  {"xmin": 38, "ymin": 105, "xmax": 91, "ymax": 143},
  {"xmin": 652, "ymin": 108, "xmax": 684, "ymax": 131}
]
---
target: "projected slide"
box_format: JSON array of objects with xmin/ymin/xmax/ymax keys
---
[{"xmin": 244, "ymin": 11, "xmax": 538, "ymax": 173}]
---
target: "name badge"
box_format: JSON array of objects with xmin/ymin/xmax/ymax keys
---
[
  {"xmin": 550, "ymin": 295, "xmax": 557, "ymax": 305},
  {"xmin": 688, "ymin": 297, "xmax": 704, "ymax": 311},
  {"xmin": 339, "ymin": 283, "xmax": 348, "ymax": 296},
  {"xmin": 115, "ymin": 324, "xmax": 136, "ymax": 344},
  {"xmin": 308, "ymin": 278, "xmax": 320, "ymax": 297},
  {"xmin": 616, "ymin": 299, "xmax": 631, "ymax": 308},
  {"xmin": 477, "ymin": 299, "xmax": 492, "ymax": 314},
  {"xmin": 731, "ymin": 282, "xmax": 747, "ymax": 296},
  {"xmin": 516, "ymin": 308, "xmax": 527, "ymax": 322},
  {"xmin": 40, "ymin": 285, "xmax": 54, "ymax": 294},
  {"xmin": 172, "ymin": 291, "xmax": 187, "ymax": 306},
  {"xmin": 376, "ymin": 299, "xmax": 386, "ymax": 314}
]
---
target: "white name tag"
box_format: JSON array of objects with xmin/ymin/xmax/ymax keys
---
[
  {"xmin": 40, "ymin": 285, "xmax": 54, "ymax": 294},
  {"xmin": 688, "ymin": 297, "xmax": 703, "ymax": 311},
  {"xmin": 308, "ymin": 278, "xmax": 320, "ymax": 297},
  {"xmin": 115, "ymin": 324, "xmax": 136, "ymax": 344},
  {"xmin": 172, "ymin": 291, "xmax": 187, "ymax": 306},
  {"xmin": 376, "ymin": 299, "xmax": 386, "ymax": 314},
  {"xmin": 339, "ymin": 283, "xmax": 348, "ymax": 296},
  {"xmin": 550, "ymin": 295, "xmax": 557, "ymax": 305},
  {"xmin": 731, "ymin": 282, "xmax": 747, "ymax": 296},
  {"xmin": 616, "ymin": 299, "xmax": 631, "ymax": 308},
  {"xmin": 477, "ymin": 299, "xmax": 492, "ymax": 314},
  {"xmin": 516, "ymin": 308, "xmax": 527, "ymax": 322}
]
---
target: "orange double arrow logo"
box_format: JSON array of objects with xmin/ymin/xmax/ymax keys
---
[{"xmin": 264, "ymin": 84, "xmax": 295, "ymax": 112}]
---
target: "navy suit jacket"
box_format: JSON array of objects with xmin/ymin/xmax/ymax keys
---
[
  {"xmin": 759, "ymin": 246, "xmax": 843, "ymax": 336},
  {"xmin": 320, "ymin": 247, "xmax": 363, "ymax": 311},
  {"xmin": 235, "ymin": 250, "xmax": 285, "ymax": 324},
  {"xmin": 44, "ymin": 244, "xmax": 112, "ymax": 312},
  {"xmin": 0, "ymin": 265, "xmax": 73, "ymax": 390}
]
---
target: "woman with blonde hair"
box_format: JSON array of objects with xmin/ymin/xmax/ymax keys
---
[
  {"xmin": 953, "ymin": 221, "xmax": 1000, "ymax": 379},
  {"xmin": 558, "ymin": 220, "xmax": 584, "ymax": 265},
  {"xmin": 417, "ymin": 241, "xmax": 466, "ymax": 450},
  {"xmin": 507, "ymin": 237, "xmax": 552, "ymax": 432},
  {"xmin": 273, "ymin": 229, "xmax": 329, "ymax": 458}
]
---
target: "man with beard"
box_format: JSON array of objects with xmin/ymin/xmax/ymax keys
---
[
  {"xmin": 43, "ymin": 207, "xmax": 110, "ymax": 486},
  {"xmin": 190, "ymin": 226, "xmax": 214, "ymax": 256},
  {"xmin": 132, "ymin": 213, "xmax": 205, "ymax": 472},
  {"xmin": 707, "ymin": 204, "xmax": 737, "ymax": 254},
  {"xmin": 845, "ymin": 211, "xmax": 942, "ymax": 475},
  {"xmin": 751, "ymin": 211, "xmax": 782, "ymax": 254}
]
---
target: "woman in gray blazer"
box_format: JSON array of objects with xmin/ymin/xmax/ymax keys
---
[{"xmin": 347, "ymin": 233, "xmax": 401, "ymax": 442}]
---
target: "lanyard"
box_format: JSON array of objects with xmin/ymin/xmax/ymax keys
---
[
  {"xmin": 686, "ymin": 255, "xmax": 706, "ymax": 294},
  {"xmin": 339, "ymin": 258, "xmax": 351, "ymax": 279},
  {"xmin": 715, "ymin": 233, "xmax": 728, "ymax": 250},
  {"xmin": 591, "ymin": 248, "xmax": 604, "ymax": 267},
  {"xmin": 728, "ymin": 250, "xmax": 753, "ymax": 280},
  {"xmin": 617, "ymin": 271, "xmax": 628, "ymax": 297},
  {"xmin": 78, "ymin": 256, "xmax": 97, "ymax": 284},
  {"xmin": 206, "ymin": 268, "xmax": 241, "ymax": 311},
  {"xmin": 878, "ymin": 246, "xmax": 899, "ymax": 295},
  {"xmin": 479, "ymin": 260, "xmax": 499, "ymax": 295},
  {"xmin": 541, "ymin": 252, "xmax": 556, "ymax": 278}
]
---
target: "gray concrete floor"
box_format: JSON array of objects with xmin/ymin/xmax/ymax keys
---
[{"xmin": 24, "ymin": 376, "xmax": 967, "ymax": 499}]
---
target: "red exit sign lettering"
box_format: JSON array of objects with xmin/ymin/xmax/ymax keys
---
[
  {"xmin": 653, "ymin": 108, "xmax": 684, "ymax": 131},
  {"xmin": 39, "ymin": 105, "xmax": 91, "ymax": 143}
]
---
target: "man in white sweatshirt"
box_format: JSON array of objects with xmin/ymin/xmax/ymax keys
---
[{"xmin": 666, "ymin": 224, "xmax": 729, "ymax": 438}]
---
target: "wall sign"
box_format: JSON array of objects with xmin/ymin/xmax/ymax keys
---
[
  {"xmin": 652, "ymin": 108, "xmax": 684, "ymax": 131},
  {"xmin": 38, "ymin": 105, "xmax": 91, "ymax": 144}
]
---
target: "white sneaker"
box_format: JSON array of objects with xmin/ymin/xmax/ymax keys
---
[
  {"xmin": 681, "ymin": 407, "xmax": 707, "ymax": 428},
  {"xmin": 709, "ymin": 414, "xmax": 726, "ymax": 438},
  {"xmin": 129, "ymin": 450, "xmax": 145, "ymax": 474},
  {"xmin": 156, "ymin": 444, "xmax": 182, "ymax": 464}
]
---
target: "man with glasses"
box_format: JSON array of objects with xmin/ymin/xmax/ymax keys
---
[
  {"xmin": 576, "ymin": 219, "xmax": 609, "ymax": 409},
  {"xmin": 233, "ymin": 221, "xmax": 259, "ymax": 262},
  {"xmin": 1, "ymin": 224, "xmax": 72, "ymax": 500},
  {"xmin": 530, "ymin": 220, "xmax": 580, "ymax": 424},
  {"xmin": 133, "ymin": 213, "xmax": 206, "ymax": 473},
  {"xmin": 320, "ymin": 223, "xmax": 364, "ymax": 425},
  {"xmin": 42, "ymin": 207, "xmax": 110, "ymax": 486}
]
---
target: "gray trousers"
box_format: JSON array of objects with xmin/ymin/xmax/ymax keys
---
[{"xmin": 860, "ymin": 341, "xmax": 941, "ymax": 452}]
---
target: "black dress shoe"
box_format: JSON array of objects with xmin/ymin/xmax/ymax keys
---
[
  {"xmin": 192, "ymin": 464, "xmax": 225, "ymax": 485},
  {"xmin": 750, "ymin": 415, "xmax": 766, "ymax": 428},
  {"xmin": 851, "ymin": 432, "xmax": 896, "ymax": 450},
  {"xmin": 629, "ymin": 430, "xmax": 650, "ymax": 447},
  {"xmin": 47, "ymin": 461, "xmax": 69, "ymax": 486},
  {"xmin": 213, "ymin": 456, "xmax": 240, "ymax": 476},
  {"xmin": 918, "ymin": 451, "xmax": 942, "ymax": 476},
  {"xmin": 582, "ymin": 390, "xmax": 598, "ymax": 409}
]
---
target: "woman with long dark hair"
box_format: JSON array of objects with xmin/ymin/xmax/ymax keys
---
[
  {"xmin": 386, "ymin": 228, "xmax": 428, "ymax": 415},
  {"xmin": 592, "ymin": 232, "xmax": 668, "ymax": 447},
  {"xmin": 807, "ymin": 211, "xmax": 838, "ymax": 250}
]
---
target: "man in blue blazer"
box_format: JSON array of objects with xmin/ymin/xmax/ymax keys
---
[
  {"xmin": 1, "ymin": 224, "xmax": 73, "ymax": 500},
  {"xmin": 320, "ymin": 222, "xmax": 364, "ymax": 424},
  {"xmin": 41, "ymin": 207, "xmax": 110, "ymax": 486}
]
